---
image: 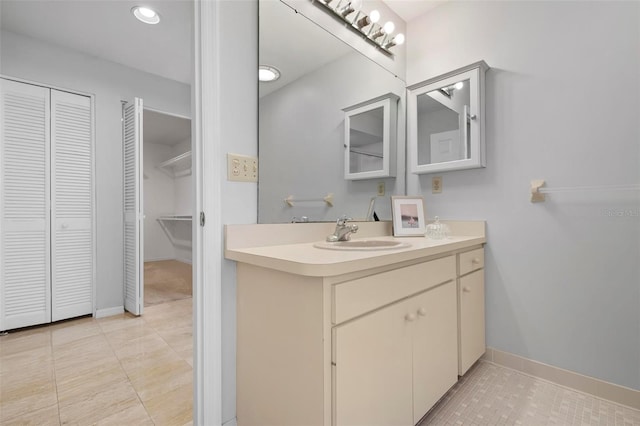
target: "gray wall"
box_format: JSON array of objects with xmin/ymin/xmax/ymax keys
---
[
  {"xmin": 406, "ymin": 1, "xmax": 640, "ymax": 390},
  {"xmin": 143, "ymin": 142, "xmax": 177, "ymax": 261},
  {"xmin": 1, "ymin": 30, "xmax": 191, "ymax": 311},
  {"xmin": 259, "ymin": 52, "xmax": 406, "ymax": 223},
  {"xmin": 218, "ymin": 1, "xmax": 259, "ymax": 422}
]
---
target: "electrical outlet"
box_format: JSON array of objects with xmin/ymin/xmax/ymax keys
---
[
  {"xmin": 377, "ymin": 182, "xmax": 385, "ymax": 196},
  {"xmin": 227, "ymin": 153, "xmax": 258, "ymax": 182},
  {"xmin": 432, "ymin": 176, "xmax": 442, "ymax": 194}
]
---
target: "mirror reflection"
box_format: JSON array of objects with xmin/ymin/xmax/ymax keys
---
[
  {"xmin": 417, "ymin": 79, "xmax": 471, "ymax": 166},
  {"xmin": 349, "ymin": 107, "xmax": 384, "ymax": 174},
  {"xmin": 258, "ymin": 0, "xmax": 406, "ymax": 223}
]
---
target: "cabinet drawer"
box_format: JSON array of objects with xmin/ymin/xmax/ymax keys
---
[
  {"xmin": 333, "ymin": 256, "xmax": 455, "ymax": 324},
  {"xmin": 458, "ymin": 248, "xmax": 484, "ymax": 276}
]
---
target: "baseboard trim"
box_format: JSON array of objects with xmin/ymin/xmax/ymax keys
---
[
  {"xmin": 94, "ymin": 306, "xmax": 124, "ymax": 318},
  {"xmin": 483, "ymin": 347, "xmax": 640, "ymax": 410},
  {"xmin": 175, "ymin": 257, "xmax": 192, "ymax": 265},
  {"xmin": 222, "ymin": 417, "xmax": 237, "ymax": 426},
  {"xmin": 144, "ymin": 257, "xmax": 176, "ymax": 262}
]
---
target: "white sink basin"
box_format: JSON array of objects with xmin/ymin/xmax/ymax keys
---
[{"xmin": 313, "ymin": 239, "xmax": 410, "ymax": 251}]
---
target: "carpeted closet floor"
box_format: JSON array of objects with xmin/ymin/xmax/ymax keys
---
[{"xmin": 144, "ymin": 260, "xmax": 192, "ymax": 307}]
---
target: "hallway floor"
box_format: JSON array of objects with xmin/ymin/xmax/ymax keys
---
[{"xmin": 0, "ymin": 298, "xmax": 192, "ymax": 425}]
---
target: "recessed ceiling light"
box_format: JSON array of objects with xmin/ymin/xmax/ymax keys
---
[
  {"xmin": 132, "ymin": 6, "xmax": 160, "ymax": 24},
  {"xmin": 259, "ymin": 65, "xmax": 281, "ymax": 82}
]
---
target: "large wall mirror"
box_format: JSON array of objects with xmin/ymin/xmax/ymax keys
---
[{"xmin": 258, "ymin": 0, "xmax": 406, "ymax": 224}]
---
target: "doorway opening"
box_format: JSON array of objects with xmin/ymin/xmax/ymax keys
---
[{"xmin": 142, "ymin": 108, "xmax": 193, "ymax": 308}]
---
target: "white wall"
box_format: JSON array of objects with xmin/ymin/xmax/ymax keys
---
[
  {"xmin": 406, "ymin": 1, "xmax": 640, "ymax": 390},
  {"xmin": 259, "ymin": 51, "xmax": 406, "ymax": 223},
  {"xmin": 143, "ymin": 142, "xmax": 177, "ymax": 261},
  {"xmin": 171, "ymin": 138, "xmax": 192, "ymax": 264},
  {"xmin": 218, "ymin": 1, "xmax": 259, "ymax": 422},
  {"xmin": 0, "ymin": 31, "xmax": 191, "ymax": 311}
]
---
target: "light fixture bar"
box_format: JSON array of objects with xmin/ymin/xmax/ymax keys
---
[{"xmin": 313, "ymin": 0, "xmax": 403, "ymax": 56}]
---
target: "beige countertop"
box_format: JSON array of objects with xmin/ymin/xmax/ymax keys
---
[{"xmin": 225, "ymin": 222, "xmax": 486, "ymax": 277}]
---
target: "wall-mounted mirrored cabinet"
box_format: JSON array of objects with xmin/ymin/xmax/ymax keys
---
[
  {"xmin": 408, "ymin": 61, "xmax": 489, "ymax": 174},
  {"xmin": 343, "ymin": 93, "xmax": 399, "ymax": 180}
]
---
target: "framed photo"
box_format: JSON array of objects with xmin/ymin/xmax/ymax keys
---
[{"xmin": 391, "ymin": 196, "xmax": 426, "ymax": 236}]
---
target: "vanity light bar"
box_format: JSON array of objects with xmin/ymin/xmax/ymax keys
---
[{"xmin": 313, "ymin": 0, "xmax": 404, "ymax": 56}]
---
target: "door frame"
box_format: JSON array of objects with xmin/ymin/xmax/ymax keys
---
[{"xmin": 193, "ymin": 1, "xmax": 223, "ymax": 424}]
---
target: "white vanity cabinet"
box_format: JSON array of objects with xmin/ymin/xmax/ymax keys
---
[
  {"xmin": 458, "ymin": 247, "xmax": 486, "ymax": 375},
  {"xmin": 333, "ymin": 257, "xmax": 458, "ymax": 426},
  {"xmin": 228, "ymin": 222, "xmax": 486, "ymax": 426}
]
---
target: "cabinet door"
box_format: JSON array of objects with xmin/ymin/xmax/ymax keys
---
[
  {"xmin": 51, "ymin": 90, "xmax": 93, "ymax": 321},
  {"xmin": 412, "ymin": 281, "xmax": 458, "ymax": 423},
  {"xmin": 334, "ymin": 298, "xmax": 413, "ymax": 426},
  {"xmin": 459, "ymin": 270, "xmax": 485, "ymax": 375},
  {"xmin": 0, "ymin": 79, "xmax": 51, "ymax": 330}
]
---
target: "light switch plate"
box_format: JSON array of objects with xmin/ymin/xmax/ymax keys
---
[
  {"xmin": 377, "ymin": 182, "xmax": 385, "ymax": 196},
  {"xmin": 227, "ymin": 153, "xmax": 258, "ymax": 182}
]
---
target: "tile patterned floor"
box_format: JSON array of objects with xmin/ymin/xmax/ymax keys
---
[
  {"xmin": 3, "ymin": 297, "xmax": 639, "ymax": 425},
  {"xmin": 0, "ymin": 298, "xmax": 192, "ymax": 425},
  {"xmin": 420, "ymin": 361, "xmax": 640, "ymax": 426}
]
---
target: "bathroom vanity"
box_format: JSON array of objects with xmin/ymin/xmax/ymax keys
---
[{"xmin": 225, "ymin": 221, "xmax": 486, "ymax": 426}]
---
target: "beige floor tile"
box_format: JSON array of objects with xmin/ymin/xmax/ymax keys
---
[
  {"xmin": 97, "ymin": 312, "xmax": 145, "ymax": 333},
  {"xmin": 103, "ymin": 323, "xmax": 159, "ymax": 350},
  {"xmin": 0, "ymin": 375, "xmax": 58, "ymax": 423},
  {"xmin": 56, "ymin": 361, "xmax": 128, "ymax": 405},
  {"xmin": 1, "ymin": 290, "xmax": 193, "ymax": 425},
  {"xmin": 118, "ymin": 344, "xmax": 183, "ymax": 378},
  {"xmin": 0, "ymin": 403, "xmax": 60, "ymax": 426},
  {"xmin": 50, "ymin": 317, "xmax": 102, "ymax": 348},
  {"xmin": 93, "ymin": 400, "xmax": 154, "ymax": 426},
  {"xmin": 128, "ymin": 360, "xmax": 193, "ymax": 402},
  {"xmin": 144, "ymin": 382, "xmax": 193, "ymax": 426},
  {"xmin": 111, "ymin": 332, "xmax": 171, "ymax": 359},
  {"xmin": 0, "ymin": 329, "xmax": 52, "ymax": 358},
  {"xmin": 58, "ymin": 378, "xmax": 140, "ymax": 425},
  {"xmin": 0, "ymin": 344, "xmax": 53, "ymax": 374}
]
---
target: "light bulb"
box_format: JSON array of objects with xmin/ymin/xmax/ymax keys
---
[
  {"xmin": 383, "ymin": 21, "xmax": 395, "ymax": 34},
  {"xmin": 132, "ymin": 6, "xmax": 160, "ymax": 24},
  {"xmin": 369, "ymin": 10, "xmax": 380, "ymax": 23},
  {"xmin": 258, "ymin": 65, "xmax": 280, "ymax": 82},
  {"xmin": 454, "ymin": 82, "xmax": 464, "ymax": 90},
  {"xmin": 394, "ymin": 33, "xmax": 405, "ymax": 46}
]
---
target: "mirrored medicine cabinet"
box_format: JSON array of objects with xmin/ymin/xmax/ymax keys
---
[
  {"xmin": 408, "ymin": 61, "xmax": 489, "ymax": 174},
  {"xmin": 343, "ymin": 93, "xmax": 399, "ymax": 180}
]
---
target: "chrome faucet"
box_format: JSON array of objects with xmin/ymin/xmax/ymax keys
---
[{"xmin": 327, "ymin": 216, "xmax": 359, "ymax": 242}]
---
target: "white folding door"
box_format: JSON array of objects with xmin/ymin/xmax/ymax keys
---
[
  {"xmin": 122, "ymin": 98, "xmax": 144, "ymax": 316},
  {"xmin": 0, "ymin": 78, "xmax": 94, "ymax": 330}
]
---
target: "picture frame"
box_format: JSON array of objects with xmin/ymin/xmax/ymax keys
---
[{"xmin": 391, "ymin": 196, "xmax": 426, "ymax": 236}]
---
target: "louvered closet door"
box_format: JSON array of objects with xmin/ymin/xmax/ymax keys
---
[
  {"xmin": 123, "ymin": 98, "xmax": 143, "ymax": 315},
  {"xmin": 51, "ymin": 90, "xmax": 93, "ymax": 321},
  {"xmin": 0, "ymin": 79, "xmax": 51, "ymax": 330}
]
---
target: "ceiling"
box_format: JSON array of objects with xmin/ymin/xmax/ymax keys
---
[
  {"xmin": 0, "ymin": 0, "xmax": 443, "ymax": 89},
  {"xmin": 143, "ymin": 110, "xmax": 191, "ymax": 146},
  {"xmin": 0, "ymin": 0, "xmax": 193, "ymax": 84}
]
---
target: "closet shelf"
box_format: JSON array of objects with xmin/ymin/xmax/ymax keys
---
[
  {"xmin": 157, "ymin": 215, "xmax": 192, "ymax": 221},
  {"xmin": 157, "ymin": 151, "xmax": 191, "ymax": 178}
]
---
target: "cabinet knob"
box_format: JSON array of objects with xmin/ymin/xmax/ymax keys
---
[
  {"xmin": 417, "ymin": 308, "xmax": 427, "ymax": 317},
  {"xmin": 472, "ymin": 257, "xmax": 480, "ymax": 264},
  {"xmin": 463, "ymin": 286, "xmax": 471, "ymax": 293},
  {"xmin": 405, "ymin": 313, "xmax": 416, "ymax": 322}
]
